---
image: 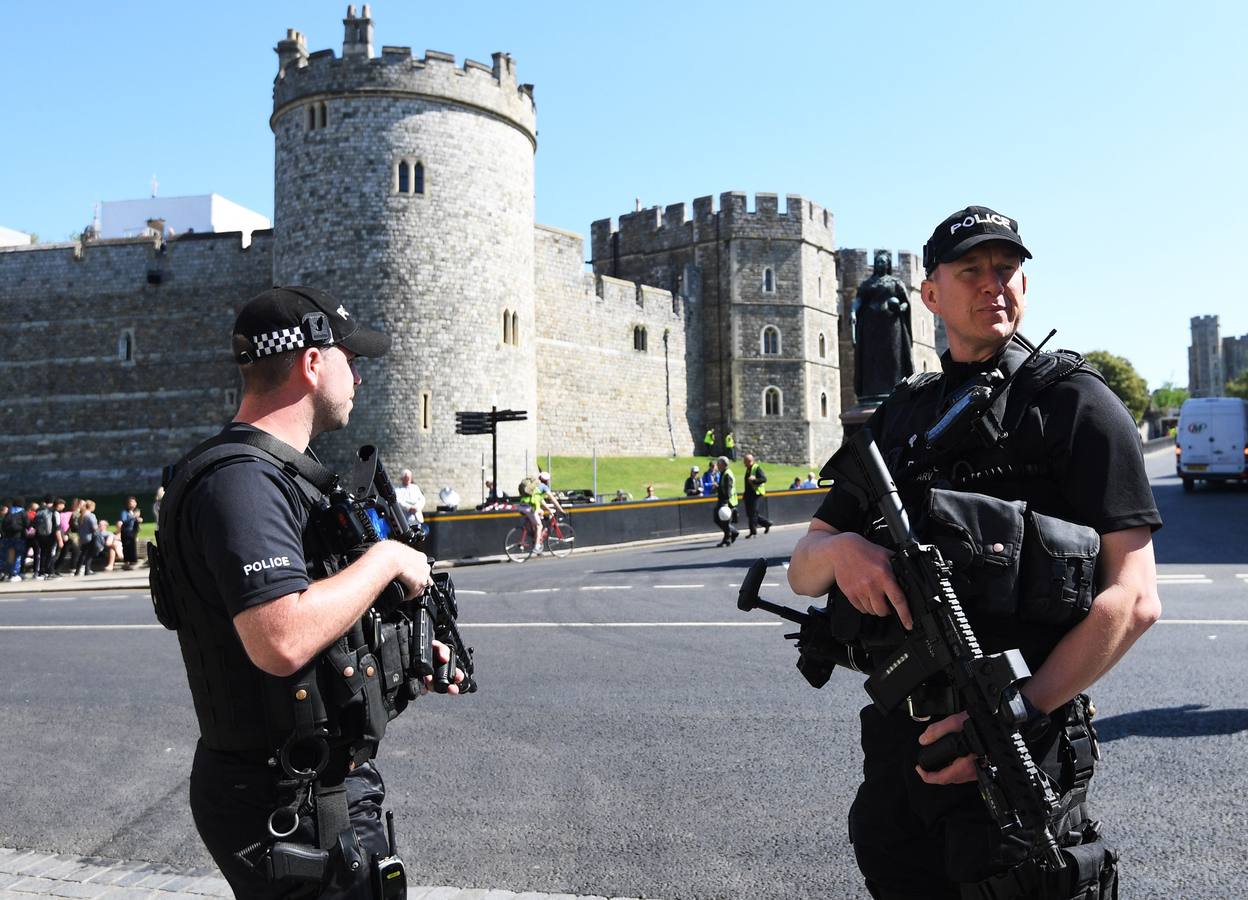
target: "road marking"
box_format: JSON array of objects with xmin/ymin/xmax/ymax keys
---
[
  {"xmin": 0, "ymin": 624, "xmax": 164, "ymax": 631},
  {"xmin": 522, "ymin": 588, "xmax": 561, "ymax": 594},
  {"xmin": 456, "ymin": 590, "xmax": 487, "ymax": 595},
  {"xmin": 728, "ymin": 583, "xmax": 782, "ymax": 588},
  {"xmin": 1156, "ymin": 619, "xmax": 1248, "ymax": 625},
  {"xmin": 580, "ymin": 585, "xmax": 630, "ymax": 591},
  {"xmin": 0, "ymin": 597, "xmax": 29, "ymax": 603},
  {"xmin": 463, "ymin": 621, "xmax": 784, "ymax": 628},
  {"xmin": 38, "ymin": 596, "xmax": 79, "ymax": 602},
  {"xmin": 1157, "ymin": 573, "xmax": 1206, "ymax": 578},
  {"xmin": 1157, "ymin": 578, "xmax": 1213, "ymax": 585},
  {"xmin": 655, "ymin": 584, "xmax": 704, "ymax": 589}
]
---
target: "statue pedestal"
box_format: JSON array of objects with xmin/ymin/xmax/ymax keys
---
[{"xmin": 840, "ymin": 397, "xmax": 885, "ymax": 439}]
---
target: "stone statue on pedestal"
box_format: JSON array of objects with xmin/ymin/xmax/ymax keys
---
[{"xmin": 852, "ymin": 250, "xmax": 914, "ymax": 400}]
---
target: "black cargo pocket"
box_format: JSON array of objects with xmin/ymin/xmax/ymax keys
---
[
  {"xmin": 1018, "ymin": 512, "xmax": 1099, "ymax": 625},
  {"xmin": 923, "ymin": 489, "xmax": 1025, "ymax": 617}
]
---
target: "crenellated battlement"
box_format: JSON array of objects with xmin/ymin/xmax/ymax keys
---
[
  {"xmin": 0, "ymin": 229, "xmax": 272, "ymax": 299},
  {"xmin": 272, "ymin": 9, "xmax": 535, "ymax": 143},
  {"xmin": 591, "ymin": 191, "xmax": 835, "ymax": 263}
]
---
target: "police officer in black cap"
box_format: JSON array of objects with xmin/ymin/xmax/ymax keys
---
[
  {"xmin": 788, "ymin": 207, "xmax": 1162, "ymax": 899},
  {"xmin": 153, "ymin": 286, "xmax": 463, "ymax": 899}
]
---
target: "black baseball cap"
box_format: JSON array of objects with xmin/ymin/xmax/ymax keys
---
[
  {"xmin": 922, "ymin": 205, "xmax": 1032, "ymax": 275},
  {"xmin": 232, "ymin": 285, "xmax": 391, "ymax": 364}
]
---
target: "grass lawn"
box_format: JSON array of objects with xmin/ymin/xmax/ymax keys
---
[{"xmin": 539, "ymin": 455, "xmax": 820, "ymax": 501}]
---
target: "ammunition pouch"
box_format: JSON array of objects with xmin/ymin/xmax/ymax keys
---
[
  {"xmin": 923, "ymin": 489, "xmax": 1099, "ymax": 626},
  {"xmin": 960, "ymin": 820, "xmax": 1118, "ymax": 900}
]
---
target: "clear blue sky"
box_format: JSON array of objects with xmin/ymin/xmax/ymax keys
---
[{"xmin": 4, "ymin": 1, "xmax": 1245, "ymax": 391}]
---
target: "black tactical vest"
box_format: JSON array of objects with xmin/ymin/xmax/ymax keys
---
[
  {"xmin": 150, "ymin": 430, "xmax": 342, "ymax": 754},
  {"xmin": 863, "ymin": 338, "xmax": 1106, "ymax": 667}
]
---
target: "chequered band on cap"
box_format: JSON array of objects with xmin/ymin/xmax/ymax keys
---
[{"xmin": 252, "ymin": 327, "xmax": 307, "ymax": 358}]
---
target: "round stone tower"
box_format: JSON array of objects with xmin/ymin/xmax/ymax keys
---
[{"xmin": 270, "ymin": 5, "xmax": 538, "ymax": 502}]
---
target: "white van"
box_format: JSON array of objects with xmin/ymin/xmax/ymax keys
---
[{"xmin": 1176, "ymin": 397, "xmax": 1248, "ymax": 491}]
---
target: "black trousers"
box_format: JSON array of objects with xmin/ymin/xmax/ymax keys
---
[
  {"xmin": 121, "ymin": 531, "xmax": 139, "ymax": 564},
  {"xmin": 850, "ymin": 703, "xmax": 1089, "ymax": 898},
  {"xmin": 36, "ymin": 536, "xmax": 58, "ymax": 576},
  {"xmin": 713, "ymin": 504, "xmax": 738, "ymax": 543},
  {"xmin": 190, "ymin": 743, "xmax": 389, "ymax": 900},
  {"xmin": 743, "ymin": 493, "xmax": 771, "ymax": 535}
]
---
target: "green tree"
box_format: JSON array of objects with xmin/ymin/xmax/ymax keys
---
[
  {"xmin": 1226, "ymin": 372, "xmax": 1248, "ymax": 400},
  {"xmin": 1150, "ymin": 381, "xmax": 1189, "ymax": 411},
  {"xmin": 1084, "ymin": 350, "xmax": 1149, "ymax": 423}
]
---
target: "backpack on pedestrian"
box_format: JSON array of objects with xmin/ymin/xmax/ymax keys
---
[
  {"xmin": 1, "ymin": 510, "xmax": 25, "ymax": 538},
  {"xmin": 34, "ymin": 507, "xmax": 57, "ymax": 537}
]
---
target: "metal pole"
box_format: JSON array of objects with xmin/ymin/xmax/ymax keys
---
[
  {"xmin": 491, "ymin": 405, "xmax": 499, "ymax": 501},
  {"xmin": 546, "ymin": 452, "xmax": 552, "ymax": 476},
  {"xmin": 592, "ymin": 445, "xmax": 598, "ymax": 501}
]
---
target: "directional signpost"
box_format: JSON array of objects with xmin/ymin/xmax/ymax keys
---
[{"xmin": 455, "ymin": 406, "xmax": 528, "ymax": 501}]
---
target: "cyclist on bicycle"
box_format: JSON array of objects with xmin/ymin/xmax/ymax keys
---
[{"xmin": 519, "ymin": 476, "xmax": 555, "ymax": 548}]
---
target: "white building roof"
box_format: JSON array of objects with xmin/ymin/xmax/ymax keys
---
[{"xmin": 98, "ymin": 194, "xmax": 271, "ymax": 242}]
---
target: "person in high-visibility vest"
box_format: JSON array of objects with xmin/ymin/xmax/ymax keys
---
[
  {"xmin": 724, "ymin": 431, "xmax": 736, "ymax": 460},
  {"xmin": 742, "ymin": 452, "xmax": 772, "ymax": 537},
  {"xmin": 713, "ymin": 456, "xmax": 738, "ymax": 546},
  {"xmin": 703, "ymin": 428, "xmax": 715, "ymax": 457}
]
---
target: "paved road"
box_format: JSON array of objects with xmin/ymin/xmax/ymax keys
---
[{"xmin": 1, "ymin": 447, "xmax": 1245, "ymax": 899}]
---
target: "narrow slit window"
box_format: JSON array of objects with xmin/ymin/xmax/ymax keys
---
[
  {"xmin": 818, "ymin": 333, "xmax": 826, "ymax": 358},
  {"xmin": 633, "ymin": 325, "xmax": 648, "ymax": 352},
  {"xmin": 511, "ymin": 311, "xmax": 519, "ymax": 345},
  {"xmin": 820, "ymin": 392, "xmax": 828, "ymax": 417},
  {"xmin": 420, "ymin": 391, "xmax": 432, "ymax": 431},
  {"xmin": 413, "ymin": 162, "xmax": 424, "ymax": 195},
  {"xmin": 503, "ymin": 309, "xmax": 512, "ymax": 344},
  {"xmin": 398, "ymin": 161, "xmax": 410, "ymax": 194},
  {"xmin": 318, "ymin": 103, "xmax": 327, "ymax": 129},
  {"xmin": 763, "ymin": 268, "xmax": 775, "ymax": 293},
  {"xmin": 118, "ymin": 328, "xmax": 135, "ymax": 364}
]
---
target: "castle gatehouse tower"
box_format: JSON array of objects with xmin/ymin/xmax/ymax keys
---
[{"xmin": 271, "ymin": 6, "xmax": 538, "ymax": 496}]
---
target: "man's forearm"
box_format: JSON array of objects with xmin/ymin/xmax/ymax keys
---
[
  {"xmin": 787, "ymin": 527, "xmax": 842, "ymax": 597},
  {"xmin": 1023, "ymin": 582, "xmax": 1159, "ymax": 714},
  {"xmin": 241, "ymin": 541, "xmax": 407, "ymax": 676}
]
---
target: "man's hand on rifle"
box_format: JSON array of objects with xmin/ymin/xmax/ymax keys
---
[
  {"xmin": 915, "ymin": 711, "xmax": 977, "ymax": 785},
  {"xmin": 421, "ymin": 640, "xmax": 466, "ymax": 696},
  {"xmin": 389, "ymin": 542, "xmax": 432, "ymax": 600},
  {"xmin": 827, "ymin": 531, "xmax": 914, "ymax": 630}
]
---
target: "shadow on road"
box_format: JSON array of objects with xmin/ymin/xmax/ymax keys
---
[
  {"xmin": 1148, "ymin": 476, "xmax": 1248, "ymax": 565},
  {"xmin": 1094, "ymin": 703, "xmax": 1248, "ymax": 742}
]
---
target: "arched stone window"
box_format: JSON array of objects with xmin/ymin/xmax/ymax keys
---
[
  {"xmin": 818, "ymin": 332, "xmax": 826, "ymax": 358},
  {"xmin": 761, "ymin": 325, "xmax": 780, "ymax": 356},
  {"xmin": 511, "ymin": 311, "xmax": 519, "ymax": 345},
  {"xmin": 820, "ymin": 392, "xmax": 828, "ymax": 417},
  {"xmin": 763, "ymin": 268, "xmax": 775, "ymax": 293},
  {"xmin": 394, "ymin": 159, "xmax": 426, "ymax": 195},
  {"xmin": 633, "ymin": 325, "xmax": 648, "ymax": 352},
  {"xmin": 764, "ymin": 386, "xmax": 782, "ymax": 417}
]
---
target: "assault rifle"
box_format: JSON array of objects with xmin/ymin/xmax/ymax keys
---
[
  {"xmin": 313, "ymin": 445, "xmax": 476, "ymax": 695},
  {"xmin": 738, "ymin": 428, "xmax": 1064, "ymax": 870}
]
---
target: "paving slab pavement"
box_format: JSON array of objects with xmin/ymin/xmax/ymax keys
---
[{"xmin": 0, "ymin": 848, "xmax": 651, "ymax": 900}]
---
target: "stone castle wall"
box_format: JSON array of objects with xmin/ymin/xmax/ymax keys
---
[
  {"xmin": 591, "ymin": 192, "xmax": 842, "ymax": 465},
  {"xmin": 534, "ymin": 225, "xmax": 690, "ymax": 458},
  {"xmin": 0, "ymin": 231, "xmax": 272, "ymax": 495}
]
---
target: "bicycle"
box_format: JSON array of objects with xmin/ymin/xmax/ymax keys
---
[{"xmin": 505, "ymin": 512, "xmax": 575, "ymax": 562}]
